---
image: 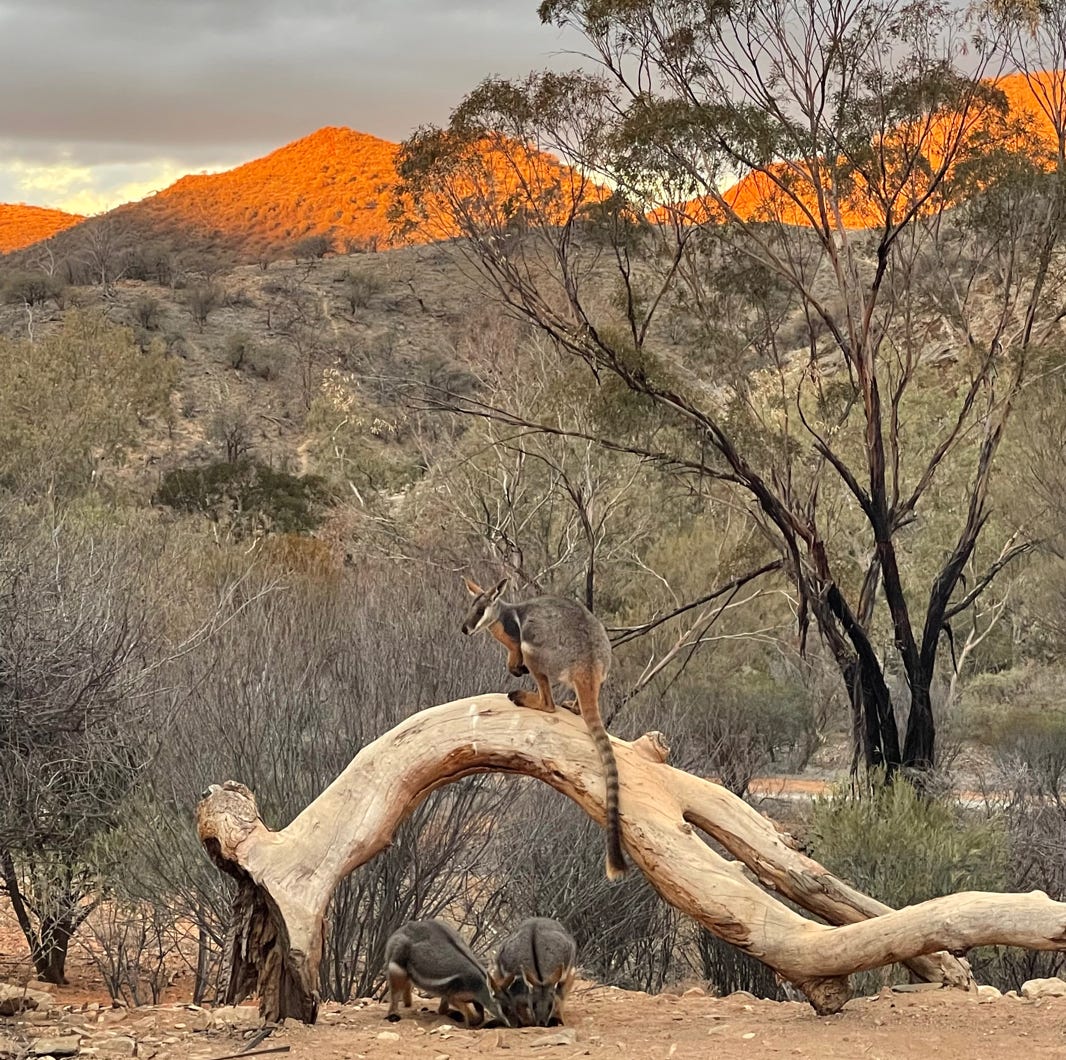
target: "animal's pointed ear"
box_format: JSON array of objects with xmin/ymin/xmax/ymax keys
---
[
  {"xmin": 490, "ymin": 578, "xmax": 509, "ymax": 600},
  {"xmin": 490, "ymin": 970, "xmax": 515, "ymax": 990},
  {"xmin": 463, "ymin": 577, "xmax": 484, "ymax": 597}
]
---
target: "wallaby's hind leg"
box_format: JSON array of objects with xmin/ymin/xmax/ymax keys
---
[
  {"xmin": 386, "ymin": 967, "xmax": 410, "ymax": 1021},
  {"xmin": 554, "ymin": 966, "xmax": 575, "ymax": 1025},
  {"xmin": 509, "ymin": 670, "xmax": 557, "ymax": 712}
]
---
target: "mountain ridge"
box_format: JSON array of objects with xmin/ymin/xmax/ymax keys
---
[{"xmin": 1, "ymin": 70, "xmax": 1061, "ymax": 260}]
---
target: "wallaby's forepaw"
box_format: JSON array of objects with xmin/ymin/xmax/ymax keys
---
[
  {"xmin": 560, "ymin": 698, "xmax": 580, "ymax": 715},
  {"xmin": 509, "ymin": 662, "xmax": 528, "ymax": 677}
]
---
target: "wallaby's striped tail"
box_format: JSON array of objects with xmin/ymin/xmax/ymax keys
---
[{"xmin": 575, "ymin": 680, "xmax": 626, "ymax": 881}]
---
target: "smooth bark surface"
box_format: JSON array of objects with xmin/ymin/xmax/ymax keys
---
[{"xmin": 197, "ymin": 695, "xmax": 1066, "ymax": 1023}]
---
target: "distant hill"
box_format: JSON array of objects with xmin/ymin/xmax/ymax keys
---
[
  {"xmin": 1, "ymin": 70, "xmax": 1061, "ymax": 263},
  {"xmin": 716, "ymin": 71, "xmax": 1061, "ymax": 228},
  {"xmin": 0, "ymin": 125, "xmax": 589, "ymax": 266},
  {"xmin": 0, "ymin": 204, "xmax": 83, "ymax": 253},
  {"xmin": 119, "ymin": 126, "xmax": 401, "ymax": 260}
]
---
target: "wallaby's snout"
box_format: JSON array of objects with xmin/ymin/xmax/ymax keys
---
[{"xmin": 494, "ymin": 918, "xmax": 577, "ymax": 1028}]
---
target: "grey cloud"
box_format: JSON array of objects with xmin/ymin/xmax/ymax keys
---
[{"xmin": 0, "ymin": 0, "xmax": 583, "ymax": 155}]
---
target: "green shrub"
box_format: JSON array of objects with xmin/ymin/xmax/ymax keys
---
[
  {"xmin": 339, "ymin": 268, "xmax": 384, "ymax": 311},
  {"xmin": 131, "ymin": 294, "xmax": 162, "ymax": 330},
  {"xmin": 807, "ymin": 778, "xmax": 1009, "ymax": 993},
  {"xmin": 2, "ymin": 269, "xmax": 65, "ymax": 307},
  {"xmin": 293, "ymin": 232, "xmax": 332, "ymax": 261},
  {"xmin": 223, "ymin": 331, "xmax": 255, "ymax": 371},
  {"xmin": 808, "ymin": 776, "xmax": 1008, "ymax": 909},
  {"xmin": 154, "ymin": 459, "xmax": 330, "ymax": 537}
]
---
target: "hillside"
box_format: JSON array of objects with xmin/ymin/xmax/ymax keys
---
[
  {"xmin": 118, "ymin": 126, "xmax": 401, "ymax": 259},
  {"xmin": 1, "ymin": 70, "xmax": 1060, "ymax": 262},
  {"xmin": 0, "ymin": 203, "xmax": 83, "ymax": 253},
  {"xmin": 719, "ymin": 71, "xmax": 1062, "ymax": 227}
]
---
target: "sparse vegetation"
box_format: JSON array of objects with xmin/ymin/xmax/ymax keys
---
[{"xmin": 3, "ymin": 16, "xmax": 1066, "ymax": 1012}]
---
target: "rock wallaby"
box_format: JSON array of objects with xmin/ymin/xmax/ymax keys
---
[
  {"xmin": 492, "ymin": 917, "xmax": 577, "ymax": 1027},
  {"xmin": 461, "ymin": 578, "xmax": 626, "ymax": 880},
  {"xmin": 383, "ymin": 919, "xmax": 509, "ymax": 1028}
]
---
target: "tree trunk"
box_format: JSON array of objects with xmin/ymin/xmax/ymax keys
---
[
  {"xmin": 902, "ymin": 676, "xmax": 936, "ymax": 771},
  {"xmin": 197, "ymin": 694, "xmax": 1066, "ymax": 1025}
]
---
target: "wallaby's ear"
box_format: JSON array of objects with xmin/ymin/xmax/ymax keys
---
[
  {"xmin": 490, "ymin": 970, "xmax": 515, "ymax": 990},
  {"xmin": 490, "ymin": 578, "xmax": 509, "ymax": 600},
  {"xmin": 463, "ymin": 576, "xmax": 484, "ymax": 597}
]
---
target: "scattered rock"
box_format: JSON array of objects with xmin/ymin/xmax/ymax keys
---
[
  {"xmin": 726, "ymin": 991, "xmax": 757, "ymax": 1003},
  {"xmin": 530, "ymin": 1028, "xmax": 577, "ymax": 1048},
  {"xmin": 25, "ymin": 982, "xmax": 56, "ymax": 994},
  {"xmin": 1021, "ymin": 978, "xmax": 1066, "ymax": 1000},
  {"xmin": 0, "ymin": 984, "xmax": 54, "ymax": 1017},
  {"xmin": 31, "ymin": 1035, "xmax": 81, "ymax": 1057},
  {"xmin": 209, "ymin": 1006, "xmax": 259, "ymax": 1029},
  {"xmin": 24, "ymin": 1012, "xmax": 58, "ymax": 1026},
  {"xmin": 681, "ymin": 987, "xmax": 706, "ymax": 999},
  {"xmin": 376, "ymin": 1030, "xmax": 401, "ymax": 1041},
  {"xmin": 96, "ymin": 1035, "xmax": 137, "ymax": 1056},
  {"xmin": 890, "ymin": 982, "xmax": 943, "ymax": 994},
  {"xmin": 977, "ymin": 985, "xmax": 1002, "ymax": 1002}
]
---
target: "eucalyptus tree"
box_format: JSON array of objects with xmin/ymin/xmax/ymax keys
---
[{"xmin": 395, "ymin": 0, "xmax": 1065, "ymax": 773}]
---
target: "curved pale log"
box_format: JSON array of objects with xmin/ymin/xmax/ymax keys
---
[{"xmin": 197, "ymin": 694, "xmax": 1066, "ymax": 1022}]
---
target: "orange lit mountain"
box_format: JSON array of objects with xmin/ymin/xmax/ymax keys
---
[
  {"xmin": 0, "ymin": 204, "xmax": 84, "ymax": 253},
  {"xmin": 117, "ymin": 126, "xmax": 401, "ymax": 259},
  {"xmin": 715, "ymin": 71, "xmax": 1062, "ymax": 229},
  {"xmin": 1, "ymin": 125, "xmax": 592, "ymax": 263}
]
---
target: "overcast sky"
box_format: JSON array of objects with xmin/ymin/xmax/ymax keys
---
[{"xmin": 0, "ymin": 0, "xmax": 585, "ymax": 214}]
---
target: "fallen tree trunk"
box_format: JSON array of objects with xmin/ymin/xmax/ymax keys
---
[{"xmin": 197, "ymin": 694, "xmax": 1066, "ymax": 1022}]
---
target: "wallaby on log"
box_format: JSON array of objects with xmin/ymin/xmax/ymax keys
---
[
  {"xmin": 492, "ymin": 917, "xmax": 577, "ymax": 1027},
  {"xmin": 384, "ymin": 919, "xmax": 509, "ymax": 1028},
  {"xmin": 461, "ymin": 577, "xmax": 626, "ymax": 880}
]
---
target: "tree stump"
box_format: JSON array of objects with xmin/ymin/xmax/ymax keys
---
[{"xmin": 197, "ymin": 694, "xmax": 1066, "ymax": 1023}]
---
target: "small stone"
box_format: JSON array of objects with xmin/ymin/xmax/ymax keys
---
[
  {"xmin": 32, "ymin": 1036, "xmax": 82, "ymax": 1057},
  {"xmin": 376, "ymin": 1030, "xmax": 401, "ymax": 1041},
  {"xmin": 1021, "ymin": 977, "xmax": 1066, "ymax": 1000},
  {"xmin": 727, "ymin": 991, "xmax": 757, "ymax": 1002},
  {"xmin": 977, "ymin": 985, "xmax": 1002, "ymax": 1001},
  {"xmin": 890, "ymin": 982, "xmax": 943, "ymax": 994},
  {"xmin": 742, "ymin": 1032, "xmax": 756, "ymax": 1040},
  {"xmin": 681, "ymin": 987, "xmax": 706, "ymax": 998},
  {"xmin": 530, "ymin": 1028, "xmax": 577, "ymax": 1048},
  {"xmin": 209, "ymin": 1006, "xmax": 260, "ymax": 1029},
  {"xmin": 25, "ymin": 982, "xmax": 57, "ymax": 993},
  {"xmin": 96, "ymin": 1036, "xmax": 137, "ymax": 1056}
]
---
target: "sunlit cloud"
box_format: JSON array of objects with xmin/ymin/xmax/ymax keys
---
[{"xmin": 0, "ymin": 156, "xmax": 241, "ymax": 215}]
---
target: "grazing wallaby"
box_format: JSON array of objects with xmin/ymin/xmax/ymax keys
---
[
  {"xmin": 492, "ymin": 917, "xmax": 577, "ymax": 1027},
  {"xmin": 383, "ymin": 919, "xmax": 509, "ymax": 1028},
  {"xmin": 461, "ymin": 578, "xmax": 626, "ymax": 880}
]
